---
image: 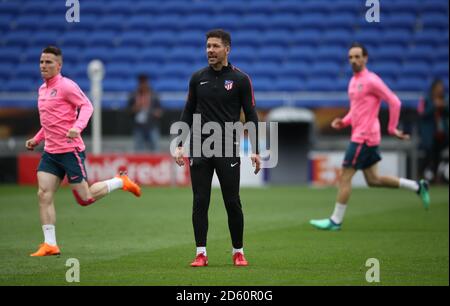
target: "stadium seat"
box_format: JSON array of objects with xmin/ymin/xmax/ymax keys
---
[
  {"xmin": 32, "ymin": 31, "xmax": 61, "ymax": 47},
  {"xmin": 309, "ymin": 62, "xmax": 341, "ymax": 78},
  {"xmin": 97, "ymin": 15, "xmax": 126, "ymax": 31},
  {"xmin": 103, "ymin": 77, "xmax": 135, "ymax": 92},
  {"xmin": 153, "ymin": 78, "xmax": 189, "ymax": 91},
  {"xmin": 371, "ymin": 62, "xmax": 403, "ymax": 80},
  {"xmin": 435, "ymin": 46, "xmax": 449, "ymax": 63},
  {"xmin": 371, "ymin": 45, "xmax": 406, "ymax": 62},
  {"xmin": 159, "ymin": 63, "xmax": 192, "ymax": 78},
  {"xmin": 13, "ymin": 15, "xmax": 41, "ymax": 31},
  {"xmin": 105, "ymin": 1, "xmax": 136, "ymax": 15},
  {"xmin": 41, "ymin": 15, "xmax": 68, "ymax": 31},
  {"xmin": 177, "ymin": 30, "xmax": 206, "ymax": 48},
  {"xmin": 413, "ymin": 30, "xmax": 445, "ymax": 47},
  {"xmin": 79, "ymin": 47, "xmax": 114, "ymax": 65},
  {"xmin": 251, "ymin": 77, "xmax": 275, "ymax": 92},
  {"xmin": 256, "ymin": 46, "xmax": 286, "ymax": 63},
  {"xmin": 247, "ymin": 62, "xmax": 281, "ymax": 79},
  {"xmin": 0, "ymin": 1, "xmax": 21, "ymax": 14},
  {"xmin": 315, "ymin": 46, "xmax": 347, "ymax": 64},
  {"xmin": 105, "ymin": 62, "xmax": 132, "ymax": 79},
  {"xmin": 268, "ymin": 14, "xmax": 299, "ymax": 31},
  {"xmin": 381, "ymin": 30, "xmax": 413, "ymax": 47},
  {"xmin": 118, "ymin": 31, "xmax": 148, "ymax": 48},
  {"xmin": 85, "ymin": 31, "xmax": 117, "ymax": 48},
  {"xmin": 0, "ymin": 63, "xmax": 13, "ymax": 79},
  {"xmin": 405, "ymin": 46, "xmax": 435, "ymax": 63},
  {"xmin": 14, "ymin": 63, "xmax": 40, "ymax": 79},
  {"xmin": 108, "ymin": 47, "xmax": 140, "ymax": 64},
  {"xmin": 296, "ymin": 13, "xmax": 329, "ymax": 31},
  {"xmin": 147, "ymin": 30, "xmax": 177, "ymax": 48},
  {"xmin": 292, "ymin": 30, "xmax": 322, "ymax": 47},
  {"xmin": 0, "ymin": 46, "xmax": 24, "ymax": 63},
  {"xmin": 0, "ymin": 14, "xmax": 13, "ymax": 32},
  {"xmin": 325, "ymin": 13, "xmax": 358, "ymax": 31},
  {"xmin": 208, "ymin": 14, "xmax": 241, "ymax": 32},
  {"xmin": 431, "ymin": 62, "xmax": 449, "ymax": 79},
  {"xmin": 239, "ymin": 14, "xmax": 271, "ymax": 31},
  {"xmin": 5, "ymin": 78, "xmax": 37, "ymax": 92},
  {"xmin": 305, "ymin": 77, "xmax": 337, "ymax": 91},
  {"xmin": 400, "ymin": 62, "xmax": 431, "ymax": 79},
  {"xmin": 151, "ymin": 15, "xmax": 183, "ymax": 32},
  {"xmin": 166, "ymin": 47, "xmax": 202, "ymax": 64},
  {"xmin": 322, "ymin": 30, "xmax": 353, "ymax": 48},
  {"xmin": 139, "ymin": 47, "xmax": 170, "ymax": 63},
  {"xmin": 394, "ymin": 77, "xmax": 428, "ymax": 92},
  {"xmin": 60, "ymin": 31, "xmax": 89, "ymax": 48},
  {"xmin": 422, "ymin": 13, "xmax": 449, "ymax": 31},
  {"xmin": 231, "ymin": 47, "xmax": 257, "ymax": 63},
  {"xmin": 3, "ymin": 31, "xmax": 32, "ymax": 47},
  {"xmin": 420, "ymin": 0, "xmax": 449, "ymax": 15},
  {"xmin": 233, "ymin": 30, "xmax": 263, "ymax": 47},
  {"xmin": 80, "ymin": 1, "xmax": 106, "ymax": 15},
  {"xmin": 274, "ymin": 77, "xmax": 305, "ymax": 91},
  {"xmin": 278, "ymin": 62, "xmax": 310, "ymax": 79},
  {"xmin": 287, "ymin": 46, "xmax": 315, "ymax": 63},
  {"xmin": 353, "ymin": 30, "xmax": 382, "ymax": 48},
  {"xmin": 383, "ymin": 13, "xmax": 417, "ymax": 32}
]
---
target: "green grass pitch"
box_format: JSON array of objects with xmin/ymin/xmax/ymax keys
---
[{"xmin": 0, "ymin": 185, "xmax": 448, "ymax": 286}]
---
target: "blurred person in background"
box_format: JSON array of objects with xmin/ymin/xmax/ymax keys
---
[
  {"xmin": 26, "ymin": 46, "xmax": 141, "ymax": 257},
  {"xmin": 310, "ymin": 42, "xmax": 430, "ymax": 231},
  {"xmin": 417, "ymin": 79, "xmax": 449, "ymax": 183},
  {"xmin": 128, "ymin": 74, "xmax": 162, "ymax": 152}
]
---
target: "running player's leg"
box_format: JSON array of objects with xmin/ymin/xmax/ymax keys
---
[
  {"xmin": 68, "ymin": 151, "xmax": 141, "ymax": 206},
  {"xmin": 31, "ymin": 154, "xmax": 63, "ymax": 256},
  {"xmin": 363, "ymin": 163, "xmax": 430, "ymax": 209},
  {"xmin": 310, "ymin": 142, "xmax": 359, "ymax": 230}
]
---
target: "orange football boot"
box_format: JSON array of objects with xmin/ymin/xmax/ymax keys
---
[
  {"xmin": 117, "ymin": 173, "xmax": 141, "ymax": 197},
  {"xmin": 30, "ymin": 243, "xmax": 61, "ymax": 257}
]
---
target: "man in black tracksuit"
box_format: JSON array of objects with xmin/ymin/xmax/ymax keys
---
[{"xmin": 174, "ymin": 29, "xmax": 261, "ymax": 267}]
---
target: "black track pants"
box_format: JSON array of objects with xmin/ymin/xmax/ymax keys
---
[{"xmin": 189, "ymin": 156, "xmax": 243, "ymax": 249}]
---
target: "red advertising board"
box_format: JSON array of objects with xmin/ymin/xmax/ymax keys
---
[{"xmin": 18, "ymin": 153, "xmax": 190, "ymax": 186}]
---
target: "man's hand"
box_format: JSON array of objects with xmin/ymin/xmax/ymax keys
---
[
  {"xmin": 392, "ymin": 128, "xmax": 410, "ymax": 140},
  {"xmin": 25, "ymin": 139, "xmax": 37, "ymax": 151},
  {"xmin": 331, "ymin": 118, "xmax": 345, "ymax": 130},
  {"xmin": 251, "ymin": 154, "xmax": 261, "ymax": 175},
  {"xmin": 174, "ymin": 146, "xmax": 185, "ymax": 167},
  {"xmin": 66, "ymin": 128, "xmax": 80, "ymax": 139}
]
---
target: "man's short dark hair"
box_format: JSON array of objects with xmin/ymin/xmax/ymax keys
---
[
  {"xmin": 349, "ymin": 42, "xmax": 368, "ymax": 57},
  {"xmin": 42, "ymin": 45, "xmax": 62, "ymax": 57},
  {"xmin": 206, "ymin": 29, "xmax": 231, "ymax": 47}
]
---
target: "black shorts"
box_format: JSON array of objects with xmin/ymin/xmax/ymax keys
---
[
  {"xmin": 37, "ymin": 150, "xmax": 88, "ymax": 183},
  {"xmin": 342, "ymin": 142, "xmax": 382, "ymax": 170}
]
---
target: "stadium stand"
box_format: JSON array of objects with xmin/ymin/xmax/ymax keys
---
[{"xmin": 0, "ymin": 0, "xmax": 448, "ymax": 109}]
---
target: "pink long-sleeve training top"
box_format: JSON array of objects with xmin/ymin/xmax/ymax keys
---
[
  {"xmin": 341, "ymin": 68, "xmax": 401, "ymax": 146},
  {"xmin": 33, "ymin": 74, "xmax": 93, "ymax": 153}
]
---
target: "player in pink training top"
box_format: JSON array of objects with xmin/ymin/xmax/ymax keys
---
[
  {"xmin": 26, "ymin": 46, "xmax": 141, "ymax": 256},
  {"xmin": 310, "ymin": 42, "xmax": 430, "ymax": 231}
]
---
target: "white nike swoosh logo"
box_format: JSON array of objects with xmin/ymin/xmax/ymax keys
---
[
  {"xmin": 231, "ymin": 162, "xmax": 239, "ymax": 167},
  {"xmin": 200, "ymin": 81, "xmax": 209, "ymax": 85}
]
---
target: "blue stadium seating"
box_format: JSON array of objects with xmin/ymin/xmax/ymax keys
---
[{"xmin": 0, "ymin": 0, "xmax": 447, "ymax": 106}]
